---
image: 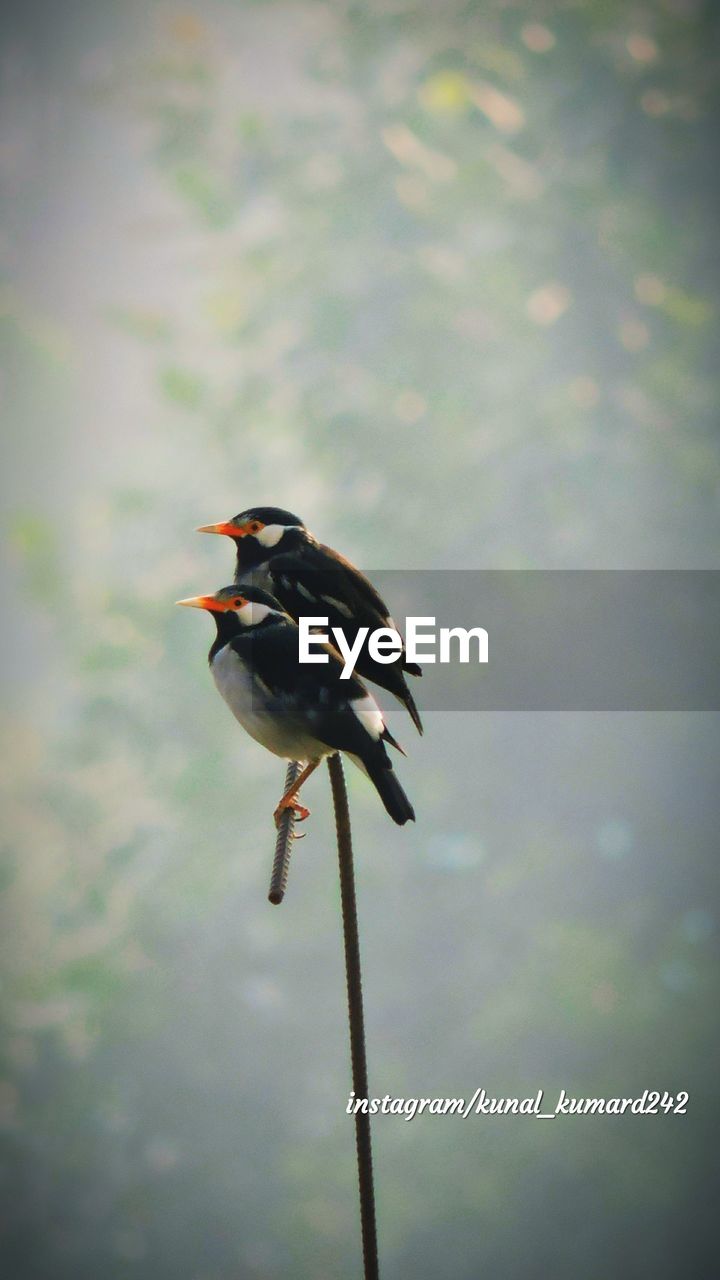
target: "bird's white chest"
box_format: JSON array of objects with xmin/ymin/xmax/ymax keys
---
[{"xmin": 211, "ymin": 643, "xmax": 325, "ymax": 761}]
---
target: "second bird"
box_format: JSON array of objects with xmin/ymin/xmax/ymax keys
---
[{"xmin": 197, "ymin": 505, "xmax": 423, "ymax": 733}]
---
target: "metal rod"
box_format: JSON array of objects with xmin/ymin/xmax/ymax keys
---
[
  {"xmin": 328, "ymin": 752, "xmax": 379, "ymax": 1280},
  {"xmin": 268, "ymin": 760, "xmax": 302, "ymax": 905}
]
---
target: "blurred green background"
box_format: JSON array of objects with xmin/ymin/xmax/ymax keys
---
[{"xmin": 2, "ymin": 1, "xmax": 719, "ymax": 1276}]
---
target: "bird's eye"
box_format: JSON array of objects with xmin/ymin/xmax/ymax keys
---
[
  {"xmin": 249, "ymin": 521, "xmax": 262, "ymax": 533},
  {"xmin": 234, "ymin": 598, "xmax": 244, "ymax": 608}
]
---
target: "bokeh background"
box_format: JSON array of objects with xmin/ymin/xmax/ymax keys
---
[{"xmin": 2, "ymin": 1, "xmax": 719, "ymax": 1276}]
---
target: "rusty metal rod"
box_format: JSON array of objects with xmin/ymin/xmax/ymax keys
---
[
  {"xmin": 328, "ymin": 752, "xmax": 379, "ymax": 1280},
  {"xmin": 268, "ymin": 760, "xmax": 302, "ymax": 905}
]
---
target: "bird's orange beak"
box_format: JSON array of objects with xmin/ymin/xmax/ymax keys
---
[
  {"xmin": 176, "ymin": 594, "xmax": 228, "ymax": 612},
  {"xmin": 196, "ymin": 520, "xmax": 248, "ymax": 537}
]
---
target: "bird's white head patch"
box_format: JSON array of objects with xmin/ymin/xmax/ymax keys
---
[
  {"xmin": 235, "ymin": 600, "xmax": 275, "ymax": 627},
  {"xmin": 254, "ymin": 523, "xmax": 289, "ymax": 549}
]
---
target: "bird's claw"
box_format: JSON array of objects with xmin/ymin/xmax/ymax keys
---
[{"xmin": 273, "ymin": 796, "xmax": 311, "ymax": 829}]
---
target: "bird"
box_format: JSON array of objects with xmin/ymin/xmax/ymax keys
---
[
  {"xmin": 196, "ymin": 506, "xmax": 423, "ymax": 734},
  {"xmin": 176, "ymin": 584, "xmax": 415, "ymax": 827}
]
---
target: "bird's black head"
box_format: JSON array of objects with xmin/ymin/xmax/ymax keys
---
[
  {"xmin": 176, "ymin": 583, "xmax": 289, "ymax": 633},
  {"xmin": 197, "ymin": 505, "xmax": 307, "ymax": 572},
  {"xmin": 234, "ymin": 506, "xmax": 305, "ymax": 531}
]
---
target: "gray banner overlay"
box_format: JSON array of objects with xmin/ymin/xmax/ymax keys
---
[{"xmin": 337, "ymin": 571, "xmax": 720, "ymax": 712}]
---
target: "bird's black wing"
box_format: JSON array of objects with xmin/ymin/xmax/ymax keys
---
[
  {"xmin": 228, "ymin": 624, "xmax": 399, "ymax": 758},
  {"xmin": 265, "ymin": 540, "xmax": 421, "ymax": 675}
]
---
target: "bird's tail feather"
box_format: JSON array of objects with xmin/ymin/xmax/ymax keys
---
[
  {"xmin": 382, "ymin": 724, "xmax": 406, "ymax": 756},
  {"xmin": 368, "ymin": 761, "xmax": 415, "ymax": 826},
  {"xmin": 402, "ymin": 687, "xmax": 423, "ymax": 735}
]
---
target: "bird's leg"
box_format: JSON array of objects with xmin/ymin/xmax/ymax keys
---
[{"xmin": 273, "ymin": 759, "xmax": 320, "ymax": 828}]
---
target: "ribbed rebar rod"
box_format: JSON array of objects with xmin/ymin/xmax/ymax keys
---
[
  {"xmin": 268, "ymin": 760, "xmax": 302, "ymax": 905},
  {"xmin": 327, "ymin": 752, "xmax": 379, "ymax": 1280}
]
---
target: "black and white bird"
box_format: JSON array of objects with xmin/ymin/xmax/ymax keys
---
[
  {"xmin": 196, "ymin": 506, "xmax": 423, "ymax": 734},
  {"xmin": 176, "ymin": 584, "xmax": 415, "ymax": 827}
]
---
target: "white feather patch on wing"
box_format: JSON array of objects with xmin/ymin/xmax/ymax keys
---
[
  {"xmin": 255, "ymin": 523, "xmax": 289, "ymax": 548},
  {"xmin": 297, "ymin": 582, "xmax": 317, "ymax": 602},
  {"xmin": 321, "ymin": 594, "xmax": 353, "ymax": 618},
  {"xmin": 350, "ymin": 693, "xmax": 384, "ymax": 740}
]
